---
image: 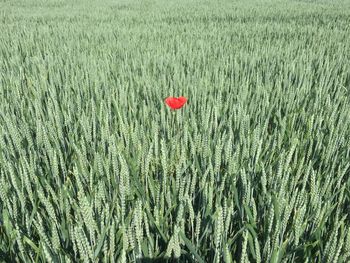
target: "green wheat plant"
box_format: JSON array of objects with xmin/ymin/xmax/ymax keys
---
[{"xmin": 1, "ymin": 0, "xmax": 350, "ymax": 262}]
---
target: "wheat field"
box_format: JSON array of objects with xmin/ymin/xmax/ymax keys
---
[{"xmin": 1, "ymin": 0, "xmax": 350, "ymax": 262}]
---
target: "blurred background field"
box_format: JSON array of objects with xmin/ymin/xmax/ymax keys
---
[{"xmin": 1, "ymin": 0, "xmax": 350, "ymax": 262}]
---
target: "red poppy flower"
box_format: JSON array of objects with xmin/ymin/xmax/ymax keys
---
[{"xmin": 165, "ymin": 96, "xmax": 187, "ymax": 110}]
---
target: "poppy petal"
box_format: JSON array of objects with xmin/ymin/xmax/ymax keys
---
[{"xmin": 165, "ymin": 96, "xmax": 187, "ymax": 110}]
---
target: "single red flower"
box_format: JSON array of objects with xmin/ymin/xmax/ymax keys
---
[{"xmin": 164, "ymin": 96, "xmax": 187, "ymax": 110}]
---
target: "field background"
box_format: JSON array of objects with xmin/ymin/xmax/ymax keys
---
[{"xmin": 1, "ymin": 0, "xmax": 350, "ymax": 262}]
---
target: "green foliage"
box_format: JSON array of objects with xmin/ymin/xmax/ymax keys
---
[{"xmin": 1, "ymin": 0, "xmax": 350, "ymax": 262}]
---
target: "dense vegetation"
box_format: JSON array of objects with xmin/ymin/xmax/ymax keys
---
[{"xmin": 1, "ymin": 0, "xmax": 350, "ymax": 262}]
